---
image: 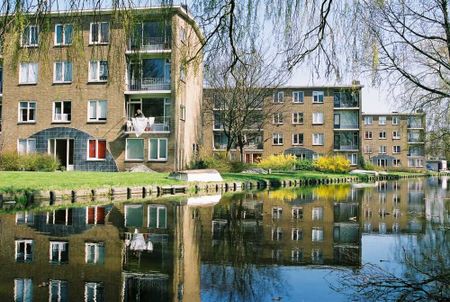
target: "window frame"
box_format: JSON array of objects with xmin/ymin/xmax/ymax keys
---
[
  {"xmin": 312, "ymin": 112, "xmax": 324, "ymax": 125},
  {"xmin": 392, "ymin": 131, "xmax": 400, "ymax": 139},
  {"xmin": 49, "ymin": 241, "xmax": 69, "ymax": 264},
  {"xmin": 148, "ymin": 205, "xmax": 167, "ymax": 228},
  {"xmin": 17, "ymin": 138, "xmax": 36, "ymax": 154},
  {"xmin": 52, "ymin": 100, "xmax": 72, "ymax": 123},
  {"xmin": 21, "ymin": 25, "xmax": 39, "ymax": 47},
  {"xmin": 125, "ymin": 138, "xmax": 145, "ymax": 161},
  {"xmin": 392, "ymin": 116, "xmax": 399, "ymax": 125},
  {"xmin": 89, "ymin": 22, "xmax": 110, "ymax": 44},
  {"xmin": 292, "ymin": 91, "xmax": 304, "ymax": 103},
  {"xmin": 15, "ymin": 239, "xmax": 33, "ymax": 263},
  {"xmin": 85, "ymin": 242, "xmax": 105, "ymax": 264},
  {"xmin": 379, "ymin": 116, "xmax": 387, "ymax": 125},
  {"xmin": 379, "ymin": 131, "xmax": 386, "ymax": 139},
  {"xmin": 148, "ymin": 138, "xmax": 168, "ymax": 161},
  {"xmin": 312, "ymin": 91, "xmax": 324, "ymax": 104},
  {"xmin": 292, "ymin": 133, "xmax": 304, "ymax": 145},
  {"xmin": 19, "ymin": 62, "xmax": 38, "ymax": 84},
  {"xmin": 87, "ymin": 100, "xmax": 108, "ymax": 122},
  {"xmin": 272, "ymin": 112, "xmax": 283, "ymax": 124},
  {"xmin": 54, "ymin": 24, "xmax": 73, "ymax": 46},
  {"xmin": 273, "ymin": 91, "xmax": 284, "ymax": 103},
  {"xmin": 87, "ymin": 139, "xmax": 107, "ymax": 161},
  {"xmin": 364, "ymin": 116, "xmax": 373, "ymax": 125},
  {"xmin": 18, "ymin": 101, "xmax": 36, "ymax": 123},
  {"xmin": 379, "ymin": 145, "xmax": 387, "ymax": 154},
  {"xmin": 88, "ymin": 60, "xmax": 108, "ymax": 82},
  {"xmin": 53, "ymin": 61, "xmax": 73, "ymax": 83},
  {"xmin": 272, "ymin": 133, "xmax": 283, "ymax": 145},
  {"xmin": 392, "ymin": 145, "xmax": 401, "ymax": 154},
  {"xmin": 292, "ymin": 112, "xmax": 304, "ymax": 124},
  {"xmin": 312, "ymin": 133, "xmax": 324, "ymax": 146}
]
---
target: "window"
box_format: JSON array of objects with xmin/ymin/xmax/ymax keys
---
[
  {"xmin": 16, "ymin": 212, "xmax": 34, "ymax": 225},
  {"xmin": 292, "ymin": 91, "xmax": 304, "ymax": 103},
  {"xmin": 393, "ymin": 145, "xmax": 401, "ymax": 154},
  {"xmin": 291, "ymin": 228, "xmax": 303, "ymax": 240},
  {"xmin": 85, "ymin": 242, "xmax": 105, "ymax": 264},
  {"xmin": 291, "ymin": 249, "xmax": 303, "ymax": 262},
  {"xmin": 18, "ymin": 139, "xmax": 36, "ymax": 154},
  {"xmin": 18, "ymin": 101, "xmax": 36, "ymax": 122},
  {"xmin": 126, "ymin": 138, "xmax": 144, "ymax": 160},
  {"xmin": 379, "ymin": 116, "xmax": 387, "ymax": 125},
  {"xmin": 84, "ymin": 282, "xmax": 104, "ymax": 302},
  {"xmin": 312, "ymin": 227, "xmax": 324, "ymax": 241},
  {"xmin": 90, "ymin": 22, "xmax": 109, "ymax": 44},
  {"xmin": 15, "ymin": 240, "xmax": 33, "ymax": 263},
  {"xmin": 312, "ymin": 133, "xmax": 324, "ymax": 145},
  {"xmin": 292, "ymin": 112, "xmax": 304, "ymax": 124},
  {"xmin": 393, "ymin": 159, "xmax": 401, "ymax": 167},
  {"xmin": 312, "ymin": 207, "xmax": 323, "ymax": 220},
  {"xmin": 19, "ymin": 63, "xmax": 38, "ymax": 84},
  {"xmin": 50, "ymin": 241, "xmax": 68, "ymax": 264},
  {"xmin": 364, "ymin": 145, "xmax": 372, "ymax": 154},
  {"xmin": 55, "ymin": 24, "xmax": 73, "ymax": 46},
  {"xmin": 89, "ymin": 61, "xmax": 108, "ymax": 82},
  {"xmin": 271, "ymin": 227, "xmax": 283, "ymax": 241},
  {"xmin": 392, "ymin": 116, "xmax": 399, "ymax": 125},
  {"xmin": 47, "ymin": 209, "xmax": 72, "ymax": 225},
  {"xmin": 392, "ymin": 131, "xmax": 400, "ymax": 139},
  {"xmin": 149, "ymin": 138, "xmax": 168, "ymax": 161},
  {"xmin": 88, "ymin": 100, "xmax": 107, "ymax": 122},
  {"xmin": 22, "ymin": 25, "xmax": 38, "ymax": 47},
  {"xmin": 379, "ymin": 131, "xmax": 386, "ymax": 139},
  {"xmin": 86, "ymin": 206, "xmax": 106, "ymax": 224},
  {"xmin": 273, "ymin": 91, "xmax": 284, "ymax": 103},
  {"xmin": 292, "ymin": 207, "xmax": 303, "ymax": 219},
  {"xmin": 125, "ymin": 204, "xmax": 143, "ymax": 227},
  {"xmin": 364, "ymin": 116, "xmax": 373, "ymax": 125},
  {"xmin": 364, "ymin": 131, "xmax": 372, "ymax": 139},
  {"xmin": 49, "ymin": 280, "xmax": 68, "ymax": 302},
  {"xmin": 379, "ymin": 145, "xmax": 387, "ymax": 154},
  {"xmin": 53, "ymin": 101, "xmax": 71, "ymax": 122},
  {"xmin": 347, "ymin": 153, "xmax": 358, "ymax": 165},
  {"xmin": 312, "ymin": 112, "xmax": 324, "ymax": 124},
  {"xmin": 272, "ymin": 133, "xmax": 283, "ymax": 145},
  {"xmin": 311, "ymin": 249, "xmax": 323, "ymax": 263},
  {"xmin": 88, "ymin": 139, "xmax": 106, "ymax": 160},
  {"xmin": 272, "ymin": 112, "xmax": 283, "ymax": 124},
  {"xmin": 15, "ymin": 279, "xmax": 33, "ymax": 302},
  {"xmin": 54, "ymin": 61, "xmax": 73, "ymax": 83},
  {"xmin": 312, "ymin": 91, "xmax": 324, "ymax": 103},
  {"xmin": 148, "ymin": 205, "xmax": 167, "ymax": 228},
  {"xmin": 272, "ymin": 207, "xmax": 283, "ymax": 219},
  {"xmin": 292, "ymin": 133, "xmax": 304, "ymax": 145}
]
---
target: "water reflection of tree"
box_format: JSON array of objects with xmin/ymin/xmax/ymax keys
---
[
  {"xmin": 330, "ymin": 222, "xmax": 449, "ymax": 301},
  {"xmin": 202, "ymin": 194, "xmax": 286, "ymax": 302}
]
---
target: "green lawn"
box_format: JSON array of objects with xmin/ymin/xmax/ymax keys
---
[{"xmin": 0, "ymin": 171, "xmax": 183, "ymax": 191}]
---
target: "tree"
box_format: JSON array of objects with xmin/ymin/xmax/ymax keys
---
[{"xmin": 203, "ymin": 50, "xmax": 288, "ymax": 161}]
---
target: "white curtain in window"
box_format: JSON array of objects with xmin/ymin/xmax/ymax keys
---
[{"xmin": 89, "ymin": 61, "xmax": 98, "ymax": 80}]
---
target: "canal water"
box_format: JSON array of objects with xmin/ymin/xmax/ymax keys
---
[{"xmin": 1, "ymin": 177, "xmax": 448, "ymax": 301}]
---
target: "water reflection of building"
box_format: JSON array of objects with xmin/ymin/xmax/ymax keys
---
[
  {"xmin": 198, "ymin": 185, "xmax": 362, "ymax": 267},
  {"xmin": 0, "ymin": 200, "xmax": 202, "ymax": 302},
  {"xmin": 361, "ymin": 179, "xmax": 426, "ymax": 235},
  {"xmin": 425, "ymin": 177, "xmax": 449, "ymax": 225}
]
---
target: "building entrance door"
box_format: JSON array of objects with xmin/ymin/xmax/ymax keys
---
[{"xmin": 49, "ymin": 139, "xmax": 74, "ymax": 170}]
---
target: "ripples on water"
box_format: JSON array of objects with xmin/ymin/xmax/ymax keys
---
[{"xmin": 1, "ymin": 177, "xmax": 448, "ymax": 301}]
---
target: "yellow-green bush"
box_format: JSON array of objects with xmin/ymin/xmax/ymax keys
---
[
  {"xmin": 257, "ymin": 154, "xmax": 297, "ymax": 171},
  {"xmin": 313, "ymin": 155, "xmax": 350, "ymax": 173},
  {"xmin": 0, "ymin": 152, "xmax": 60, "ymax": 171}
]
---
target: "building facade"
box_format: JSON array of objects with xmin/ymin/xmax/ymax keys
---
[
  {"xmin": 203, "ymin": 85, "xmax": 362, "ymax": 166},
  {"xmin": 361, "ymin": 112, "xmax": 426, "ymax": 169},
  {"xmin": 0, "ymin": 6, "xmax": 203, "ymax": 172}
]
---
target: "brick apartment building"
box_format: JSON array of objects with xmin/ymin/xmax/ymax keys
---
[
  {"xmin": 0, "ymin": 6, "xmax": 203, "ymax": 172},
  {"xmin": 203, "ymin": 85, "xmax": 362, "ymax": 166},
  {"xmin": 361, "ymin": 112, "xmax": 426, "ymax": 169}
]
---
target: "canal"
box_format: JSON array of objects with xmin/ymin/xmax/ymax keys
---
[{"xmin": 1, "ymin": 177, "xmax": 448, "ymax": 301}]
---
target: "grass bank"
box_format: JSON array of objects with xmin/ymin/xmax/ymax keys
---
[{"xmin": 0, "ymin": 171, "xmax": 183, "ymax": 192}]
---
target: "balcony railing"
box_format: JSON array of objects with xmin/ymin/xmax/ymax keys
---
[
  {"xmin": 128, "ymin": 78, "xmax": 171, "ymax": 91},
  {"xmin": 408, "ymin": 136, "xmax": 424, "ymax": 143},
  {"xmin": 334, "ymin": 123, "xmax": 359, "ymax": 129},
  {"xmin": 129, "ymin": 36, "xmax": 171, "ymax": 51},
  {"xmin": 126, "ymin": 116, "xmax": 171, "ymax": 133},
  {"xmin": 334, "ymin": 144, "xmax": 359, "ymax": 151},
  {"xmin": 334, "ymin": 92, "xmax": 359, "ymax": 108},
  {"xmin": 407, "ymin": 119, "xmax": 423, "ymax": 128}
]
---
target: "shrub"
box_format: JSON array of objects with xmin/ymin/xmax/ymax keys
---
[
  {"xmin": 191, "ymin": 152, "xmax": 249, "ymax": 173},
  {"xmin": 295, "ymin": 159, "xmax": 314, "ymax": 170},
  {"xmin": 257, "ymin": 154, "xmax": 297, "ymax": 171},
  {"xmin": 0, "ymin": 152, "xmax": 60, "ymax": 171},
  {"xmin": 313, "ymin": 155, "xmax": 351, "ymax": 173}
]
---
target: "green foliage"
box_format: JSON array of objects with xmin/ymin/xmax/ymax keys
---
[
  {"xmin": 257, "ymin": 154, "xmax": 297, "ymax": 171},
  {"xmin": 295, "ymin": 159, "xmax": 314, "ymax": 170},
  {"xmin": 190, "ymin": 152, "xmax": 249, "ymax": 173},
  {"xmin": 313, "ymin": 155, "xmax": 351, "ymax": 173},
  {"xmin": 0, "ymin": 152, "xmax": 60, "ymax": 172}
]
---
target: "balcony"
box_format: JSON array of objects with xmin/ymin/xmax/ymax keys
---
[
  {"xmin": 407, "ymin": 146, "xmax": 425, "ymax": 157},
  {"xmin": 407, "ymin": 117, "xmax": 424, "ymax": 128},
  {"xmin": 334, "ymin": 131, "xmax": 359, "ymax": 151},
  {"xmin": 408, "ymin": 130, "xmax": 424, "ymax": 143},
  {"xmin": 126, "ymin": 116, "xmax": 171, "ymax": 133},
  {"xmin": 334, "ymin": 91, "xmax": 359, "ymax": 108},
  {"xmin": 127, "ymin": 59, "xmax": 171, "ymax": 92},
  {"xmin": 128, "ymin": 21, "xmax": 172, "ymax": 52},
  {"xmin": 334, "ymin": 111, "xmax": 359, "ymax": 129}
]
